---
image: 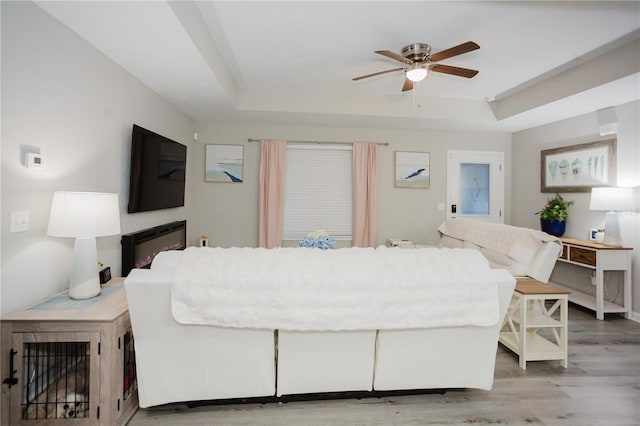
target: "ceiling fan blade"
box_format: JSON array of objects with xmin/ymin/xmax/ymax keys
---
[
  {"xmin": 430, "ymin": 64, "xmax": 479, "ymax": 78},
  {"xmin": 375, "ymin": 50, "xmax": 412, "ymax": 64},
  {"xmin": 352, "ymin": 67, "xmax": 404, "ymax": 81},
  {"xmin": 402, "ymin": 77, "xmax": 414, "ymax": 92},
  {"xmin": 428, "ymin": 41, "xmax": 480, "ymax": 63}
]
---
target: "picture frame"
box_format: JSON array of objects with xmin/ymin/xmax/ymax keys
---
[
  {"xmin": 540, "ymin": 138, "xmax": 616, "ymax": 193},
  {"xmin": 205, "ymin": 144, "xmax": 244, "ymax": 183},
  {"xmin": 394, "ymin": 151, "xmax": 430, "ymax": 189}
]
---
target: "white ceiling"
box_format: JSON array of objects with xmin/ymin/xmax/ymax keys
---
[{"xmin": 35, "ymin": 1, "xmax": 640, "ymax": 133}]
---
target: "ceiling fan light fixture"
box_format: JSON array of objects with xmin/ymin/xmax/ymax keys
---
[
  {"xmin": 406, "ymin": 66, "xmax": 428, "ymax": 82},
  {"xmin": 354, "ymin": 41, "xmax": 479, "ymax": 91}
]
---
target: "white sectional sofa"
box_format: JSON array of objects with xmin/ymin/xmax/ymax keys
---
[
  {"xmin": 437, "ymin": 219, "xmax": 562, "ymax": 283},
  {"xmin": 125, "ymin": 247, "xmax": 517, "ymax": 408}
]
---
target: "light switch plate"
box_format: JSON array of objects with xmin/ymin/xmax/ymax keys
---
[{"xmin": 10, "ymin": 211, "xmax": 29, "ymax": 233}]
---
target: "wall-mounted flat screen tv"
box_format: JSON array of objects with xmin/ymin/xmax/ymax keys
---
[{"xmin": 128, "ymin": 124, "xmax": 186, "ymax": 213}]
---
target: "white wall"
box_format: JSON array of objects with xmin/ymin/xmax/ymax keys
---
[
  {"xmin": 1, "ymin": 1, "xmax": 194, "ymax": 314},
  {"xmin": 190, "ymin": 122, "xmax": 511, "ymax": 248},
  {"xmin": 512, "ymin": 100, "xmax": 640, "ymax": 316},
  {"xmin": 0, "ymin": 1, "xmax": 512, "ymax": 315}
]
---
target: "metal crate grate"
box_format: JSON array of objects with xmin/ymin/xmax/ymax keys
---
[
  {"xmin": 22, "ymin": 341, "xmax": 90, "ymax": 420},
  {"xmin": 122, "ymin": 328, "xmax": 137, "ymax": 400}
]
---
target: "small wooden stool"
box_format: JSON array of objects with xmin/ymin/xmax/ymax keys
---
[{"xmin": 499, "ymin": 277, "xmax": 570, "ymax": 369}]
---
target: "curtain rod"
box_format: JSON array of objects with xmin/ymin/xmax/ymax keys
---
[{"xmin": 247, "ymin": 138, "xmax": 389, "ymax": 147}]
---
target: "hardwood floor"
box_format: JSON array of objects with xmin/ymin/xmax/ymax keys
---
[{"xmin": 129, "ymin": 305, "xmax": 640, "ymax": 425}]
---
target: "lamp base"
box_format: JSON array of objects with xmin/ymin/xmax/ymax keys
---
[
  {"xmin": 69, "ymin": 237, "xmax": 101, "ymax": 299},
  {"xmin": 603, "ymin": 211, "xmax": 623, "ymax": 247}
]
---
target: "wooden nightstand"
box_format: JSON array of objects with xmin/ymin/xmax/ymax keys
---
[
  {"xmin": 1, "ymin": 278, "xmax": 137, "ymax": 425},
  {"xmin": 499, "ymin": 278, "xmax": 570, "ymax": 370}
]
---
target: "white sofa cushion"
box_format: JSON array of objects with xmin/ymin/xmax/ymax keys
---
[{"xmin": 125, "ymin": 269, "xmax": 276, "ymax": 407}]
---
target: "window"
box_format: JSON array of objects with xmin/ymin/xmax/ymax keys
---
[{"xmin": 283, "ymin": 144, "xmax": 352, "ymax": 240}]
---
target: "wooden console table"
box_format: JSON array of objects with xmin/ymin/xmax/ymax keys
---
[{"xmin": 551, "ymin": 237, "xmax": 632, "ymax": 320}]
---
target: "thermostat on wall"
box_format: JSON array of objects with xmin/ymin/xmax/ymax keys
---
[{"xmin": 25, "ymin": 152, "xmax": 45, "ymax": 169}]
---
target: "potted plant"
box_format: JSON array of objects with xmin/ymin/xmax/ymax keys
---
[{"xmin": 535, "ymin": 193, "xmax": 574, "ymax": 237}]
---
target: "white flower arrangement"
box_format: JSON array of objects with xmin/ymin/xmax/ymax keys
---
[{"xmin": 298, "ymin": 229, "xmax": 336, "ymax": 249}]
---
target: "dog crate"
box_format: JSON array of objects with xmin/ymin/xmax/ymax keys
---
[{"xmin": 1, "ymin": 280, "xmax": 138, "ymax": 425}]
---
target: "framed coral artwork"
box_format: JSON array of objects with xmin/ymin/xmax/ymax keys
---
[{"xmin": 540, "ymin": 139, "xmax": 616, "ymax": 193}]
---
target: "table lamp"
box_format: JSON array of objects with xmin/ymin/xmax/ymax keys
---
[
  {"xmin": 589, "ymin": 187, "xmax": 635, "ymax": 247},
  {"xmin": 47, "ymin": 191, "xmax": 121, "ymax": 299}
]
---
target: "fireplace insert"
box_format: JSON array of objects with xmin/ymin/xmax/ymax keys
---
[{"xmin": 121, "ymin": 220, "xmax": 186, "ymax": 276}]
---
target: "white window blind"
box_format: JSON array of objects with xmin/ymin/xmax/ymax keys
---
[{"xmin": 283, "ymin": 144, "xmax": 352, "ymax": 240}]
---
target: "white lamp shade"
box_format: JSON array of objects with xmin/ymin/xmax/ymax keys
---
[
  {"xmin": 47, "ymin": 191, "xmax": 120, "ymax": 299},
  {"xmin": 589, "ymin": 187, "xmax": 636, "ymax": 212},
  {"xmin": 48, "ymin": 191, "xmax": 121, "ymax": 237}
]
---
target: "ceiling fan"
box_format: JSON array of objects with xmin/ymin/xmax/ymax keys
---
[{"xmin": 353, "ymin": 41, "xmax": 480, "ymax": 92}]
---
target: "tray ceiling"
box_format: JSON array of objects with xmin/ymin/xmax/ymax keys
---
[{"xmin": 35, "ymin": 1, "xmax": 640, "ymax": 132}]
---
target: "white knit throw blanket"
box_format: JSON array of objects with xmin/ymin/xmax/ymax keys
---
[
  {"xmin": 171, "ymin": 246, "xmax": 501, "ymax": 331},
  {"xmin": 437, "ymin": 219, "xmax": 560, "ymax": 264}
]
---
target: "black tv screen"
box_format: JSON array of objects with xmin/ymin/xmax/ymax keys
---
[{"xmin": 128, "ymin": 124, "xmax": 186, "ymax": 213}]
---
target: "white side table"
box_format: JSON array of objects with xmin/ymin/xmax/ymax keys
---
[
  {"xmin": 499, "ymin": 278, "xmax": 570, "ymax": 370},
  {"xmin": 552, "ymin": 237, "xmax": 632, "ymax": 320}
]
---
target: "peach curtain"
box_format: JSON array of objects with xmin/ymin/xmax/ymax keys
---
[
  {"xmin": 258, "ymin": 139, "xmax": 287, "ymax": 248},
  {"xmin": 352, "ymin": 143, "xmax": 377, "ymax": 247}
]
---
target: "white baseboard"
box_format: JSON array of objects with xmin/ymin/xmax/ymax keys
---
[{"xmin": 629, "ymin": 311, "xmax": 640, "ymax": 323}]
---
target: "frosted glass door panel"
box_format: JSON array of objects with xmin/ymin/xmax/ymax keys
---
[
  {"xmin": 460, "ymin": 163, "xmax": 490, "ymax": 215},
  {"xmin": 447, "ymin": 150, "xmax": 504, "ymax": 223}
]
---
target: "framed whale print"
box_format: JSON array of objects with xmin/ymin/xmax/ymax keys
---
[
  {"xmin": 395, "ymin": 151, "xmax": 430, "ymax": 189},
  {"xmin": 205, "ymin": 144, "xmax": 244, "ymax": 183}
]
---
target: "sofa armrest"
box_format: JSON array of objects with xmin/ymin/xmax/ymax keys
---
[
  {"xmin": 526, "ymin": 241, "xmax": 562, "ymax": 283},
  {"xmin": 150, "ymin": 250, "xmax": 183, "ymax": 270}
]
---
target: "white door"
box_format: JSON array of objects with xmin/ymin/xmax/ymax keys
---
[{"xmin": 447, "ymin": 150, "xmax": 504, "ymax": 223}]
